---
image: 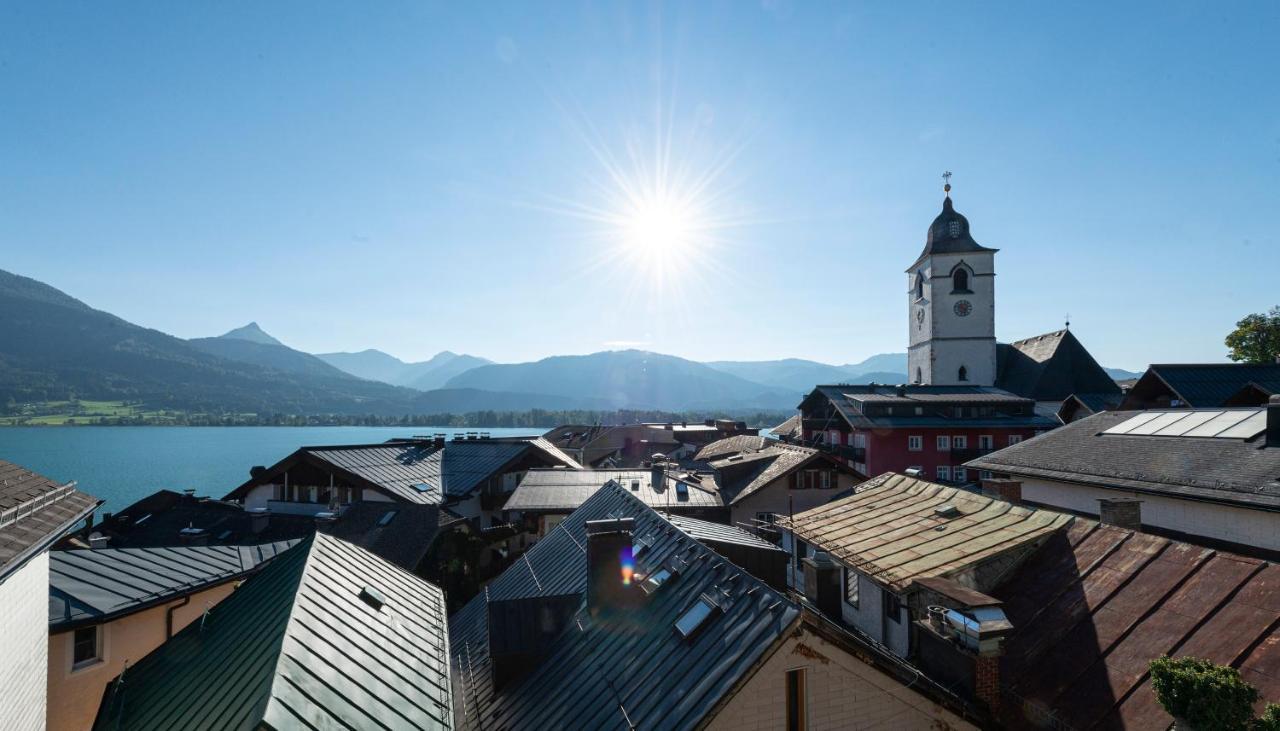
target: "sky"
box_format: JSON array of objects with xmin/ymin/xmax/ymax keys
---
[{"xmin": 2, "ymin": 2, "xmax": 1277, "ymax": 371}]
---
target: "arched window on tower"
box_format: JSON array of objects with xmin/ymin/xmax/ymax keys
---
[
  {"xmin": 958, "ymin": 366, "xmax": 968, "ymax": 382},
  {"xmin": 915, "ymin": 367, "xmax": 922, "ymax": 384},
  {"xmin": 914, "ymin": 271, "xmax": 924, "ymax": 300},
  {"xmin": 952, "ymin": 267, "xmax": 970, "ymax": 293}
]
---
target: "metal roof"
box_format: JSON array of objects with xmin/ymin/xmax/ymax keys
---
[
  {"xmin": 664, "ymin": 514, "xmax": 785, "ymax": 552},
  {"xmin": 967, "ymin": 409, "xmax": 1280, "ymax": 511},
  {"xmin": 93, "ymin": 533, "xmax": 452, "ymax": 731},
  {"xmin": 993, "ymin": 519, "xmax": 1280, "ymax": 730},
  {"xmin": 1126, "ymin": 363, "xmax": 1280, "ymax": 408},
  {"xmin": 0, "ymin": 459, "xmax": 100, "ymax": 580},
  {"xmin": 778, "ymin": 473, "xmax": 1071, "ymax": 593},
  {"xmin": 49, "ymin": 542, "xmax": 296, "ymax": 630},
  {"xmin": 450, "ymin": 481, "xmax": 800, "ymax": 730},
  {"xmin": 502, "ymin": 468, "xmax": 724, "ymax": 512},
  {"xmin": 802, "ymin": 385, "xmax": 1057, "ymax": 430},
  {"xmin": 994, "ymin": 329, "xmax": 1122, "ymax": 402}
]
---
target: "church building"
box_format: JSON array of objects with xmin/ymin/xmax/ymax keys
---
[{"xmin": 795, "ymin": 182, "xmax": 1120, "ymax": 481}]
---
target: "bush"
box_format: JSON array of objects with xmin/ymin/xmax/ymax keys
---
[
  {"xmin": 1255, "ymin": 704, "xmax": 1280, "ymax": 731},
  {"xmin": 1149, "ymin": 656, "xmax": 1258, "ymax": 731}
]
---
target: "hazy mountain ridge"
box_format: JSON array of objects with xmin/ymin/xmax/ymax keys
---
[
  {"xmin": 317, "ymin": 349, "xmax": 493, "ymax": 390},
  {"xmin": 218, "ymin": 322, "xmax": 284, "ymax": 347}
]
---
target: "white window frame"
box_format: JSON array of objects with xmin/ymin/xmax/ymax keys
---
[
  {"xmin": 1008, "ymin": 435, "xmax": 1023, "ymax": 446},
  {"xmin": 979, "ymin": 435, "xmax": 993, "ymax": 450},
  {"xmin": 936, "ymin": 435, "xmax": 950, "ymax": 451},
  {"xmin": 843, "ymin": 567, "xmax": 860, "ymax": 608},
  {"xmin": 820, "ymin": 471, "xmax": 832, "ymax": 489},
  {"xmin": 953, "ymin": 435, "xmax": 968, "ymax": 449},
  {"xmin": 907, "ymin": 435, "xmax": 923, "ymax": 452},
  {"xmin": 954, "ymin": 467, "xmax": 968, "ymax": 483},
  {"xmin": 936, "ymin": 465, "xmax": 951, "ymax": 481}
]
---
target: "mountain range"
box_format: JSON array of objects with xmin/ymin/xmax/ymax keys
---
[{"xmin": 0, "ymin": 268, "xmax": 1141, "ymax": 417}]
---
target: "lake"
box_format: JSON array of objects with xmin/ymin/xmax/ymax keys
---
[{"xmin": 0, "ymin": 426, "xmax": 543, "ymax": 512}]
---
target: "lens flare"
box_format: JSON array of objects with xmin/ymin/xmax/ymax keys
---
[{"xmin": 620, "ymin": 545, "xmax": 635, "ymax": 586}]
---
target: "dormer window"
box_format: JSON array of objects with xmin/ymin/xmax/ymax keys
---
[{"xmin": 948, "ymin": 220, "xmax": 961, "ymax": 237}]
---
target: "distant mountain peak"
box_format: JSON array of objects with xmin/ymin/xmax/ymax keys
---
[{"xmin": 218, "ymin": 322, "xmax": 284, "ymax": 347}]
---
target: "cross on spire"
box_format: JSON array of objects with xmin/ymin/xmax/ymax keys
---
[{"xmin": 942, "ymin": 170, "xmax": 952, "ymax": 196}]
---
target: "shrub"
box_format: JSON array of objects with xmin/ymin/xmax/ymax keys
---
[
  {"xmin": 1254, "ymin": 704, "xmax": 1280, "ymax": 731},
  {"xmin": 1149, "ymin": 656, "xmax": 1258, "ymax": 731}
]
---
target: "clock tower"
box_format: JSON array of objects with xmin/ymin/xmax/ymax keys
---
[{"xmin": 906, "ymin": 183, "xmax": 998, "ymax": 386}]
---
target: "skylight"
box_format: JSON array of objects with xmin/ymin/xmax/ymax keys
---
[
  {"xmin": 642, "ymin": 567, "xmax": 674, "ymax": 595},
  {"xmin": 633, "ymin": 534, "xmax": 655, "ymax": 559},
  {"xmin": 675, "ymin": 595, "xmax": 719, "ymax": 639},
  {"xmin": 378, "ymin": 510, "xmax": 398, "ymax": 526},
  {"xmin": 675, "ymin": 482, "xmax": 689, "ymax": 501}
]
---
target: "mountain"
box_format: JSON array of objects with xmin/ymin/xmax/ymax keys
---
[
  {"xmin": 1104, "ymin": 367, "xmax": 1144, "ymax": 381},
  {"xmin": 704, "ymin": 357, "xmax": 911, "ymax": 393},
  {"xmin": 217, "ymin": 321, "xmax": 284, "ymax": 347},
  {"xmin": 843, "ymin": 353, "xmax": 908, "ymax": 377},
  {"xmin": 188, "ymin": 335, "xmax": 354, "ymax": 380},
  {"xmin": 444, "ymin": 350, "xmax": 796, "ymax": 411},
  {"xmin": 317, "ymin": 349, "xmax": 493, "ymax": 390}
]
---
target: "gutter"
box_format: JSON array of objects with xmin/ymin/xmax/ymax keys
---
[
  {"xmin": 0, "ymin": 493, "xmax": 100, "ymax": 585},
  {"xmin": 165, "ymin": 595, "xmax": 191, "ymax": 638}
]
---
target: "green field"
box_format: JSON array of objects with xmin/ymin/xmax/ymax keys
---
[{"xmin": 0, "ymin": 400, "xmax": 181, "ymax": 425}]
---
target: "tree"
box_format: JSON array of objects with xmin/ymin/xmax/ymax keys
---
[
  {"xmin": 1225, "ymin": 306, "xmax": 1280, "ymax": 364},
  {"xmin": 1149, "ymin": 656, "xmax": 1259, "ymax": 730}
]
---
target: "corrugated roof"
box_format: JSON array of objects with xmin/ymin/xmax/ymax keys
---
[
  {"xmin": 778, "ymin": 473, "xmax": 1071, "ymax": 593},
  {"xmin": 502, "ymin": 468, "xmax": 724, "ymax": 512},
  {"xmin": 665, "ymin": 514, "xmax": 785, "ymax": 552},
  {"xmin": 450, "ymin": 481, "xmax": 800, "ymax": 730},
  {"xmin": 48, "ymin": 542, "xmax": 296, "ymax": 629},
  {"xmin": 0, "ymin": 459, "xmax": 100, "ymax": 579},
  {"xmin": 993, "ymin": 519, "xmax": 1280, "ymax": 730},
  {"xmin": 93, "ymin": 533, "xmax": 452, "ymax": 731},
  {"xmin": 967, "ymin": 409, "xmax": 1280, "ymax": 511}
]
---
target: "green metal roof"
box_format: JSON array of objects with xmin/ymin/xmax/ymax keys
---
[{"xmin": 94, "ymin": 532, "xmax": 452, "ymax": 730}]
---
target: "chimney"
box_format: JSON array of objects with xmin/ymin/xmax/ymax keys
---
[
  {"xmin": 650, "ymin": 454, "xmax": 666, "ymax": 492},
  {"xmin": 975, "ymin": 656, "xmax": 1001, "ymax": 714},
  {"xmin": 88, "ymin": 532, "xmax": 109, "ymax": 549},
  {"xmin": 981, "ymin": 478, "xmax": 1022, "ymax": 504},
  {"xmin": 1268, "ymin": 395, "xmax": 1280, "ymax": 448},
  {"xmin": 249, "ymin": 465, "xmax": 267, "ymax": 480},
  {"xmin": 1098, "ymin": 498, "xmax": 1142, "ymax": 531},
  {"xmin": 249, "ymin": 508, "xmax": 270, "ymax": 534},
  {"xmin": 585, "ymin": 517, "xmax": 639, "ymax": 616},
  {"xmin": 801, "ymin": 551, "xmax": 841, "ymax": 619}
]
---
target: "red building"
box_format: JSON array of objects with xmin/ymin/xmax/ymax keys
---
[{"xmin": 795, "ymin": 384, "xmax": 1056, "ymax": 483}]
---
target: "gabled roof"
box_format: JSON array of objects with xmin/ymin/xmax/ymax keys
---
[
  {"xmin": 966, "ymin": 409, "xmax": 1280, "ymax": 511},
  {"xmin": 778, "ymin": 473, "xmax": 1071, "ymax": 593},
  {"xmin": 995, "ymin": 329, "xmax": 1122, "ymax": 401},
  {"xmin": 317, "ymin": 501, "xmax": 441, "ymax": 572},
  {"xmin": 704, "ymin": 440, "xmax": 854, "ymax": 504},
  {"xmin": 450, "ymin": 481, "xmax": 800, "ymax": 730},
  {"xmin": 694, "ymin": 435, "xmax": 771, "ymax": 460},
  {"xmin": 800, "ymin": 385, "xmax": 1057, "ymax": 429},
  {"xmin": 770, "ymin": 413, "xmax": 802, "ymax": 439},
  {"xmin": 664, "ymin": 513, "xmax": 785, "ymax": 553},
  {"xmin": 0, "ymin": 460, "xmax": 100, "ymax": 580},
  {"xmin": 992, "ymin": 519, "xmax": 1280, "ymax": 730},
  {"xmin": 94, "ymin": 533, "xmax": 452, "ymax": 731},
  {"xmin": 49, "ymin": 542, "xmax": 296, "ymax": 630},
  {"xmin": 225, "ymin": 436, "xmax": 580, "ymax": 504},
  {"xmin": 502, "ymin": 468, "xmax": 724, "ymax": 512},
  {"xmin": 1122, "ymin": 363, "xmax": 1280, "ymax": 409}
]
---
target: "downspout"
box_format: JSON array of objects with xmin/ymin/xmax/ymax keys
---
[{"xmin": 165, "ymin": 595, "xmax": 191, "ymax": 638}]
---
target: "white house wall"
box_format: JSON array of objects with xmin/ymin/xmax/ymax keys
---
[{"xmin": 0, "ymin": 551, "xmax": 50, "ymax": 731}]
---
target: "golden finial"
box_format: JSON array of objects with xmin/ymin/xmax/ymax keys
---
[{"xmin": 942, "ymin": 170, "xmax": 952, "ymax": 196}]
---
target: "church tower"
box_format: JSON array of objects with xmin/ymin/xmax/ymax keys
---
[{"xmin": 906, "ymin": 180, "xmax": 998, "ymax": 386}]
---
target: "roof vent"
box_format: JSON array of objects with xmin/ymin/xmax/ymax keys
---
[
  {"xmin": 934, "ymin": 504, "xmax": 961, "ymax": 519},
  {"xmin": 88, "ymin": 532, "xmax": 109, "ymax": 549},
  {"xmin": 904, "ymin": 467, "xmax": 923, "ymax": 478},
  {"xmin": 359, "ymin": 585, "xmax": 387, "ymax": 612}
]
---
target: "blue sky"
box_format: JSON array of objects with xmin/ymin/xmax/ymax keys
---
[{"xmin": 2, "ymin": 2, "xmax": 1276, "ymax": 371}]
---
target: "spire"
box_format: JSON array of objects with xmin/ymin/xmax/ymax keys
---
[{"xmin": 942, "ymin": 170, "xmax": 952, "ymax": 198}]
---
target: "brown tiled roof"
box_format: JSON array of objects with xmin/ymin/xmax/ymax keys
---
[{"xmin": 0, "ymin": 460, "xmax": 99, "ymax": 578}]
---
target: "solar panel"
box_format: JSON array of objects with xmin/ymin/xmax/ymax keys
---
[
  {"xmin": 1160, "ymin": 410, "xmax": 1222, "ymax": 436},
  {"xmin": 1103, "ymin": 408, "xmax": 1266, "ymax": 439},
  {"xmin": 1214, "ymin": 410, "xmax": 1268, "ymax": 439},
  {"xmin": 1181, "ymin": 410, "xmax": 1253, "ymax": 437},
  {"xmin": 1103, "ymin": 411, "xmax": 1162, "ymax": 435},
  {"xmin": 1127, "ymin": 411, "xmax": 1192, "ymax": 435}
]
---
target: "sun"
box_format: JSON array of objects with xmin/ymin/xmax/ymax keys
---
[{"xmin": 621, "ymin": 192, "xmax": 697, "ymax": 258}]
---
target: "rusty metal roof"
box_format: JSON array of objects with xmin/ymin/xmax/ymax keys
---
[
  {"xmin": 778, "ymin": 472, "xmax": 1071, "ymax": 592},
  {"xmin": 993, "ymin": 519, "xmax": 1280, "ymax": 730}
]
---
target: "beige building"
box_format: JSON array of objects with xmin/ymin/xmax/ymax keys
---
[{"xmin": 47, "ymin": 542, "xmax": 293, "ymax": 730}]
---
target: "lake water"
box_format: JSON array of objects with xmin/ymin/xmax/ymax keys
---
[{"xmin": 0, "ymin": 426, "xmax": 543, "ymax": 512}]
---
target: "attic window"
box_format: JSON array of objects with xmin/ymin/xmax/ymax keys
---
[
  {"xmin": 630, "ymin": 479, "xmax": 640, "ymax": 491},
  {"xmin": 675, "ymin": 595, "xmax": 720, "ymax": 639},
  {"xmin": 633, "ymin": 534, "xmax": 655, "ymax": 559},
  {"xmin": 359, "ymin": 585, "xmax": 387, "ymax": 612},
  {"xmin": 216, "ymin": 530, "xmax": 232, "ymax": 541},
  {"xmin": 675, "ymin": 482, "xmax": 689, "ymax": 501},
  {"xmin": 377, "ymin": 510, "xmax": 398, "ymax": 527},
  {"xmin": 642, "ymin": 567, "xmax": 675, "ymax": 595}
]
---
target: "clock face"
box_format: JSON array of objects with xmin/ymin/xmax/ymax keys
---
[{"xmin": 954, "ymin": 300, "xmax": 973, "ymax": 317}]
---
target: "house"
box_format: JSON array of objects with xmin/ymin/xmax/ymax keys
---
[
  {"xmin": 222, "ymin": 434, "xmax": 580, "ymax": 525},
  {"xmin": 769, "ymin": 413, "xmax": 802, "ymax": 440},
  {"xmin": 47, "ymin": 542, "xmax": 295, "ymax": 731},
  {"xmin": 543, "ymin": 419, "xmax": 757, "ymax": 467},
  {"xmin": 503, "ymin": 465, "xmax": 729, "ymax": 535},
  {"xmin": 694, "ymin": 436, "xmax": 863, "ymax": 530},
  {"xmin": 966, "ymin": 398, "xmax": 1280, "ymax": 555},
  {"xmin": 0, "ymin": 460, "xmax": 99, "ymax": 731},
  {"xmin": 449, "ymin": 480, "xmax": 979, "ymax": 730},
  {"xmin": 93, "ymin": 533, "xmax": 452, "ymax": 730},
  {"xmin": 797, "ymin": 384, "xmax": 1057, "ymax": 479},
  {"xmin": 776, "ymin": 472, "xmax": 1071, "ymax": 658},
  {"xmin": 1120, "ymin": 362, "xmax": 1280, "ymax": 410}
]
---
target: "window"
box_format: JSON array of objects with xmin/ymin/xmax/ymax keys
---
[
  {"xmin": 936, "ymin": 435, "xmax": 950, "ymax": 451},
  {"xmin": 913, "ymin": 271, "xmax": 924, "ymax": 300},
  {"xmin": 786, "ymin": 668, "xmax": 808, "ymax": 731},
  {"xmin": 307, "ymin": 486, "xmax": 318, "ymax": 503},
  {"xmin": 72, "ymin": 626, "xmax": 100, "ymax": 669},
  {"xmin": 948, "ymin": 220, "xmax": 962, "ymax": 237},
  {"xmin": 795, "ymin": 539, "xmax": 809, "ymax": 564},
  {"xmin": 820, "ymin": 471, "xmax": 832, "ymax": 489},
  {"xmin": 843, "ymin": 567, "xmax": 859, "ymax": 607},
  {"xmin": 915, "ymin": 367, "xmax": 923, "ymax": 384},
  {"xmin": 979, "ymin": 435, "xmax": 993, "ymax": 450},
  {"xmin": 884, "ymin": 593, "xmax": 903, "ymax": 624},
  {"xmin": 908, "ymin": 435, "xmax": 923, "ymax": 451},
  {"xmin": 272, "ymin": 484, "xmax": 285, "ymax": 501},
  {"xmin": 936, "ymin": 465, "xmax": 951, "ymax": 481},
  {"xmin": 675, "ymin": 595, "xmax": 718, "ymax": 639},
  {"xmin": 377, "ymin": 510, "xmax": 397, "ymax": 526},
  {"xmin": 1008, "ymin": 435, "xmax": 1023, "ymax": 446},
  {"xmin": 958, "ymin": 365, "xmax": 968, "ymax": 382},
  {"xmin": 675, "ymin": 482, "xmax": 689, "ymax": 501},
  {"xmin": 642, "ymin": 568, "xmax": 674, "ymax": 594},
  {"xmin": 954, "ymin": 467, "xmax": 968, "ymax": 483},
  {"xmin": 953, "ymin": 436, "xmax": 967, "ymax": 449},
  {"xmin": 952, "ymin": 267, "xmax": 970, "ymax": 292},
  {"xmin": 756, "ymin": 512, "xmax": 777, "ymax": 526}
]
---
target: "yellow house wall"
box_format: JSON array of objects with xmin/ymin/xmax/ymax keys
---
[
  {"xmin": 705, "ymin": 627, "xmax": 976, "ymax": 731},
  {"xmin": 47, "ymin": 581, "xmax": 238, "ymax": 731}
]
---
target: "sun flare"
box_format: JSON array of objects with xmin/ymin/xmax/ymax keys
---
[{"xmin": 621, "ymin": 193, "xmax": 697, "ymax": 258}]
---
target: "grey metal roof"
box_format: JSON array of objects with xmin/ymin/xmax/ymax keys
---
[
  {"xmin": 317, "ymin": 501, "xmax": 442, "ymax": 572},
  {"xmin": 502, "ymin": 468, "xmax": 724, "ymax": 512},
  {"xmin": 907, "ymin": 195, "xmax": 998, "ymax": 271},
  {"xmin": 450, "ymin": 481, "xmax": 800, "ymax": 730},
  {"xmin": 1125, "ymin": 363, "xmax": 1280, "ymax": 408},
  {"xmin": 802, "ymin": 385, "xmax": 1057, "ymax": 430},
  {"xmin": 664, "ymin": 514, "xmax": 785, "ymax": 552},
  {"xmin": 994, "ymin": 329, "xmax": 1122, "ymax": 402},
  {"xmin": 49, "ymin": 542, "xmax": 296, "ymax": 630},
  {"xmin": 967, "ymin": 409, "xmax": 1280, "ymax": 511},
  {"xmin": 0, "ymin": 460, "xmax": 100, "ymax": 580},
  {"xmin": 94, "ymin": 533, "xmax": 452, "ymax": 731}
]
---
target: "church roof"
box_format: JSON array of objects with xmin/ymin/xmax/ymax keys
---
[
  {"xmin": 906, "ymin": 196, "xmax": 998, "ymax": 271},
  {"xmin": 995, "ymin": 329, "xmax": 1122, "ymax": 402}
]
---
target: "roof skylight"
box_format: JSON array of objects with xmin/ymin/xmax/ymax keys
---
[
  {"xmin": 642, "ymin": 567, "xmax": 674, "ymax": 595},
  {"xmin": 675, "ymin": 594, "xmax": 720, "ymax": 639},
  {"xmin": 378, "ymin": 510, "xmax": 398, "ymax": 526}
]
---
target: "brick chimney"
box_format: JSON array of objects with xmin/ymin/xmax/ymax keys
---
[
  {"xmin": 1268, "ymin": 395, "xmax": 1280, "ymax": 448},
  {"xmin": 1098, "ymin": 498, "xmax": 1142, "ymax": 531},
  {"xmin": 801, "ymin": 551, "xmax": 841, "ymax": 619},
  {"xmin": 981, "ymin": 478, "xmax": 1022, "ymax": 504},
  {"xmin": 975, "ymin": 655, "xmax": 1001, "ymax": 713},
  {"xmin": 585, "ymin": 518, "xmax": 640, "ymax": 616}
]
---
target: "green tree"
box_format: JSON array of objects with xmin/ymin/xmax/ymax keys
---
[
  {"xmin": 1149, "ymin": 656, "xmax": 1259, "ymax": 730},
  {"xmin": 1225, "ymin": 306, "xmax": 1280, "ymax": 364}
]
